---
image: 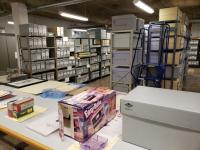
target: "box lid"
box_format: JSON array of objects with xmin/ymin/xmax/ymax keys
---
[{"xmin": 121, "ymin": 86, "xmax": 200, "ymax": 132}]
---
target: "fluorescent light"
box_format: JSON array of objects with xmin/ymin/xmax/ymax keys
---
[
  {"xmin": 133, "ymin": 0, "xmax": 154, "ymax": 14},
  {"xmin": 73, "ymin": 29, "xmax": 87, "ymax": 32},
  {"xmin": 59, "ymin": 12, "xmax": 88, "ymax": 21},
  {"xmin": 8, "ymin": 21, "xmax": 14, "ymax": 25}
]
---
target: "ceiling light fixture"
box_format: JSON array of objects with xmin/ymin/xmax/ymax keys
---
[
  {"xmin": 59, "ymin": 12, "xmax": 88, "ymax": 21},
  {"xmin": 8, "ymin": 21, "xmax": 14, "ymax": 25},
  {"xmin": 73, "ymin": 29, "xmax": 87, "ymax": 32},
  {"xmin": 133, "ymin": 0, "xmax": 154, "ymax": 14}
]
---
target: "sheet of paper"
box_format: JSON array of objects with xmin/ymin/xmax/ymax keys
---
[
  {"xmin": 17, "ymin": 81, "xmax": 63, "ymax": 94},
  {"xmin": 8, "ymin": 78, "xmax": 43, "ymax": 88},
  {"xmin": 26, "ymin": 111, "xmax": 59, "ymax": 136},
  {"xmin": 0, "ymin": 99, "xmax": 13, "ymax": 109},
  {"xmin": 56, "ymin": 83, "xmax": 79, "ymax": 93},
  {"xmin": 6, "ymin": 106, "xmax": 47, "ymax": 122},
  {"xmin": 17, "ymin": 81, "xmax": 80, "ymax": 95}
]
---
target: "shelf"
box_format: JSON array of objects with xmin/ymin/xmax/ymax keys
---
[
  {"xmin": 101, "ymin": 74, "xmax": 110, "ymax": 77},
  {"xmin": 20, "ymin": 35, "xmax": 48, "ymax": 37},
  {"xmin": 76, "ymin": 64, "xmax": 87, "ymax": 68},
  {"xmin": 90, "ymin": 62, "xmax": 100, "ymax": 65},
  {"xmin": 56, "ymin": 56, "xmax": 70, "ymax": 59},
  {"xmin": 19, "ymin": 29, "xmax": 113, "ymax": 84},
  {"xmin": 31, "ymin": 69, "xmax": 56, "ymax": 74},
  {"xmin": 90, "ymin": 69, "xmax": 100, "ymax": 72},
  {"xmin": 57, "ymin": 67, "xmax": 68, "ymax": 70},
  {"xmin": 23, "ymin": 58, "xmax": 55, "ymax": 62},
  {"xmin": 76, "ymin": 72, "xmax": 89, "ymax": 76},
  {"xmin": 21, "ymin": 47, "xmax": 55, "ymax": 50}
]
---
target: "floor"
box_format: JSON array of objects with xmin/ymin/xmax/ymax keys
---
[{"xmin": 1, "ymin": 69, "xmax": 200, "ymax": 149}]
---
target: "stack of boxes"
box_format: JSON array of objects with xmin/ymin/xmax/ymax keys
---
[
  {"xmin": 19, "ymin": 24, "xmax": 57, "ymax": 79},
  {"xmin": 19, "ymin": 24, "xmax": 112, "ymax": 83},
  {"xmin": 88, "ymin": 29, "xmax": 112, "ymax": 79},
  {"xmin": 188, "ymin": 39, "xmax": 200, "ymax": 67},
  {"xmin": 111, "ymin": 14, "xmax": 144, "ymax": 92},
  {"xmin": 158, "ymin": 7, "xmax": 189, "ymax": 90}
]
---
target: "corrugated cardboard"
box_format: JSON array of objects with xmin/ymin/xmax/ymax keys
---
[
  {"xmin": 159, "ymin": 7, "xmax": 183, "ymax": 21},
  {"xmin": 163, "ymin": 51, "xmax": 182, "ymax": 65},
  {"xmin": 162, "ymin": 78, "xmax": 182, "ymax": 90},
  {"xmin": 168, "ymin": 37, "xmax": 184, "ymax": 49},
  {"xmin": 169, "ymin": 23, "xmax": 187, "ymax": 36},
  {"xmin": 112, "ymin": 14, "xmax": 137, "ymax": 31}
]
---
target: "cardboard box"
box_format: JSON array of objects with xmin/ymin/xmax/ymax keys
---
[
  {"xmin": 19, "ymin": 24, "xmax": 34, "ymax": 36},
  {"xmin": 168, "ymin": 37, "xmax": 184, "ymax": 49},
  {"xmin": 165, "ymin": 51, "xmax": 182, "ymax": 65},
  {"xmin": 161, "ymin": 78, "xmax": 182, "ymax": 90},
  {"xmin": 136, "ymin": 18, "xmax": 144, "ymax": 31},
  {"xmin": 159, "ymin": 7, "xmax": 183, "ymax": 21},
  {"xmin": 88, "ymin": 29, "xmax": 107, "ymax": 39},
  {"xmin": 121, "ymin": 86, "xmax": 200, "ymax": 150},
  {"xmin": 7, "ymin": 97, "xmax": 34, "ymax": 118},
  {"xmin": 58, "ymin": 88, "xmax": 116, "ymax": 142},
  {"xmin": 112, "ymin": 14, "xmax": 137, "ymax": 31},
  {"xmin": 169, "ymin": 23, "xmax": 187, "ymax": 36}
]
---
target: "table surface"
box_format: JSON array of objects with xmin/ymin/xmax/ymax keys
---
[{"xmin": 0, "ymin": 85, "xmax": 146, "ymax": 150}]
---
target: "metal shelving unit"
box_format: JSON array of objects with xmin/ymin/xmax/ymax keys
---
[
  {"xmin": 111, "ymin": 30, "xmax": 142, "ymax": 92},
  {"xmin": 188, "ymin": 39, "xmax": 200, "ymax": 67},
  {"xmin": 19, "ymin": 24, "xmax": 111, "ymax": 83},
  {"xmin": 18, "ymin": 34, "xmax": 57, "ymax": 80}
]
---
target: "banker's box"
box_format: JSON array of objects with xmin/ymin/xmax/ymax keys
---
[
  {"xmin": 112, "ymin": 14, "xmax": 137, "ymax": 31},
  {"xmin": 168, "ymin": 37, "xmax": 184, "ymax": 49},
  {"xmin": 159, "ymin": 7, "xmax": 183, "ymax": 21},
  {"xmin": 58, "ymin": 87, "xmax": 116, "ymax": 142},
  {"xmin": 121, "ymin": 86, "xmax": 200, "ymax": 150}
]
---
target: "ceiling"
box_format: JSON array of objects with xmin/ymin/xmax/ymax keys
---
[{"xmin": 0, "ymin": 0, "xmax": 200, "ymax": 27}]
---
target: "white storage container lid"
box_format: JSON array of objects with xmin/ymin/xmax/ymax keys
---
[{"xmin": 121, "ymin": 86, "xmax": 200, "ymax": 132}]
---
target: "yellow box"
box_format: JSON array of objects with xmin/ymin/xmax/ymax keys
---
[
  {"xmin": 159, "ymin": 7, "xmax": 183, "ymax": 21},
  {"xmin": 169, "ymin": 23, "xmax": 186, "ymax": 36},
  {"xmin": 168, "ymin": 37, "xmax": 184, "ymax": 49},
  {"xmin": 164, "ymin": 51, "xmax": 182, "ymax": 65},
  {"xmin": 162, "ymin": 79, "xmax": 182, "ymax": 90}
]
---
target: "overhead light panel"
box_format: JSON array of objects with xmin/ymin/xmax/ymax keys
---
[
  {"xmin": 73, "ymin": 29, "xmax": 87, "ymax": 32},
  {"xmin": 8, "ymin": 21, "xmax": 14, "ymax": 25},
  {"xmin": 133, "ymin": 0, "xmax": 154, "ymax": 14},
  {"xmin": 59, "ymin": 12, "xmax": 88, "ymax": 21}
]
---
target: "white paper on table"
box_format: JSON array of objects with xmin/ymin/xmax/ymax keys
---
[
  {"xmin": 97, "ymin": 113, "xmax": 122, "ymax": 140},
  {"xmin": 26, "ymin": 111, "xmax": 59, "ymax": 136}
]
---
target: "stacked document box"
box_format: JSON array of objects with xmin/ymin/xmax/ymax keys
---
[
  {"xmin": 158, "ymin": 7, "xmax": 190, "ymax": 90},
  {"xmin": 76, "ymin": 74, "xmax": 89, "ymax": 83},
  {"xmin": 111, "ymin": 14, "xmax": 144, "ymax": 92},
  {"xmin": 188, "ymin": 39, "xmax": 200, "ymax": 67}
]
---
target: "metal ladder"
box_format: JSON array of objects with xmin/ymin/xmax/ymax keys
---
[{"xmin": 131, "ymin": 22, "xmax": 170, "ymax": 88}]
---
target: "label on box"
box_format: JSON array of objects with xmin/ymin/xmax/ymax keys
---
[
  {"xmin": 68, "ymin": 66, "xmax": 72, "ymax": 70},
  {"xmin": 65, "ymin": 78, "xmax": 69, "ymax": 82}
]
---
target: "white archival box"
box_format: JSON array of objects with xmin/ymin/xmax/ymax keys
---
[{"xmin": 120, "ymin": 86, "xmax": 200, "ymax": 150}]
